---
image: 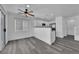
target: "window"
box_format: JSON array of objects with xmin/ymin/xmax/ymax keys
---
[
  {"xmin": 23, "ymin": 20, "xmax": 28, "ymax": 31},
  {"xmin": 15, "ymin": 19, "xmax": 23, "ymax": 32}
]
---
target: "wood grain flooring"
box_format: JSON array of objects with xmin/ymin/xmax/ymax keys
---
[{"xmin": 0, "ymin": 35, "xmax": 79, "ymax": 54}]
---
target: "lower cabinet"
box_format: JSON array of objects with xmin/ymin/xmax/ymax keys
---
[{"xmin": 34, "ymin": 27, "xmax": 56, "ymax": 45}]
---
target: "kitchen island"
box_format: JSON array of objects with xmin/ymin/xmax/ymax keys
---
[{"xmin": 34, "ymin": 26, "xmax": 56, "ymax": 45}]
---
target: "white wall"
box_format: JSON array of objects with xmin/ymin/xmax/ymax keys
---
[
  {"xmin": 56, "ymin": 16, "xmax": 68, "ymax": 38},
  {"xmin": 65, "ymin": 16, "xmax": 79, "ymax": 36},
  {"xmin": 66, "ymin": 18, "xmax": 75, "ymax": 35},
  {"xmin": 34, "ymin": 18, "xmax": 55, "ymax": 27},
  {"xmin": 74, "ymin": 16, "xmax": 79, "ymax": 26},
  {"xmin": 56, "ymin": 16, "xmax": 63, "ymax": 38},
  {"xmin": 7, "ymin": 12, "xmax": 34, "ymax": 41},
  {"xmin": 63, "ymin": 18, "xmax": 68, "ymax": 36},
  {"xmin": 34, "ymin": 20, "xmax": 48, "ymax": 26}
]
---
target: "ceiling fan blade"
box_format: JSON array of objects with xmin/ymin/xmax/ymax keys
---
[
  {"xmin": 27, "ymin": 13, "xmax": 34, "ymax": 16},
  {"xmin": 28, "ymin": 10, "xmax": 33, "ymax": 13},
  {"xmin": 18, "ymin": 9, "xmax": 24, "ymax": 12}
]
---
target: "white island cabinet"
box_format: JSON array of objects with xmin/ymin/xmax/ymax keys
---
[{"xmin": 34, "ymin": 27, "xmax": 56, "ymax": 45}]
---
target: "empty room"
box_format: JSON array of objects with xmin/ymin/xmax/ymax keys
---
[{"xmin": 0, "ymin": 4, "xmax": 79, "ymax": 54}]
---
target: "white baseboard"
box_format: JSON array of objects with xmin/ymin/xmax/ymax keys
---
[{"xmin": 8, "ymin": 35, "xmax": 33, "ymax": 41}]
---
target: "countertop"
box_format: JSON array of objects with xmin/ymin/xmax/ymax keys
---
[{"xmin": 34, "ymin": 26, "xmax": 51, "ymax": 28}]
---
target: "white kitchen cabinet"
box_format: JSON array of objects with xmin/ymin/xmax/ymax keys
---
[{"xmin": 34, "ymin": 27, "xmax": 56, "ymax": 45}]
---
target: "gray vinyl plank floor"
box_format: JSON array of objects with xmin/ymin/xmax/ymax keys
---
[{"xmin": 0, "ymin": 35, "xmax": 79, "ymax": 54}]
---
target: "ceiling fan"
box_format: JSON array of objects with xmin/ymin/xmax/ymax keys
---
[{"xmin": 18, "ymin": 5, "xmax": 35, "ymax": 17}]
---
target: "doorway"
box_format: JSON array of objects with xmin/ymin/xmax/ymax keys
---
[
  {"xmin": 66, "ymin": 19, "xmax": 75, "ymax": 41},
  {"xmin": 0, "ymin": 9, "xmax": 6, "ymax": 47}
]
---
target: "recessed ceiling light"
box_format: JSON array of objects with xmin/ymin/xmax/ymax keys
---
[{"xmin": 26, "ymin": 5, "xmax": 30, "ymax": 8}]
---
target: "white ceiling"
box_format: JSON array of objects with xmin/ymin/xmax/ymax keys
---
[
  {"xmin": 2, "ymin": 4, "xmax": 79, "ymax": 18},
  {"xmin": 2, "ymin": 4, "xmax": 26, "ymax": 13}
]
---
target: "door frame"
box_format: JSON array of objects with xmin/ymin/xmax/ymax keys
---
[{"xmin": 0, "ymin": 9, "xmax": 6, "ymax": 45}]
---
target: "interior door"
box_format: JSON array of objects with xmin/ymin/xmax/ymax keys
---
[{"xmin": 0, "ymin": 10, "xmax": 6, "ymax": 46}]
